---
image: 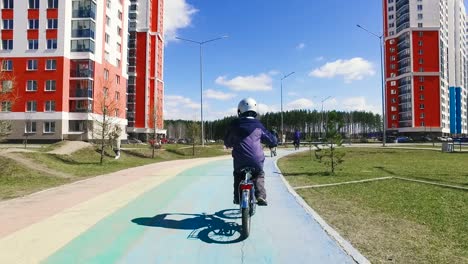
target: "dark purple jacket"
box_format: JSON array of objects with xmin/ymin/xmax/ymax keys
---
[{"xmin": 224, "ymin": 117, "xmax": 278, "ymax": 171}]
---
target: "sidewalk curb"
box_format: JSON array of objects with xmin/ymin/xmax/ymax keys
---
[{"xmin": 273, "ymin": 155, "xmax": 370, "ymax": 264}]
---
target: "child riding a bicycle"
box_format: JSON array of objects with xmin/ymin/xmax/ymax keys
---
[{"xmin": 224, "ymin": 98, "xmax": 277, "ymax": 206}]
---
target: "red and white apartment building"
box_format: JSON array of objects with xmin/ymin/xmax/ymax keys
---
[
  {"xmin": 0, "ymin": 0, "xmax": 164, "ymax": 142},
  {"xmin": 383, "ymin": 0, "xmax": 467, "ymax": 136}
]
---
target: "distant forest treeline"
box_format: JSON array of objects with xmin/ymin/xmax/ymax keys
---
[{"xmin": 165, "ymin": 110, "xmax": 382, "ymax": 141}]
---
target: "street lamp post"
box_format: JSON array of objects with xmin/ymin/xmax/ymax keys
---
[
  {"xmin": 280, "ymin": 71, "xmax": 295, "ymax": 143},
  {"xmin": 320, "ymin": 96, "xmax": 332, "ymax": 140},
  {"xmin": 176, "ymin": 35, "xmax": 228, "ymax": 147},
  {"xmin": 356, "ymin": 24, "xmax": 386, "ymax": 147}
]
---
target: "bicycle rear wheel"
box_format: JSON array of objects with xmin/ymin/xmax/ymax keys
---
[{"xmin": 241, "ymin": 207, "xmax": 250, "ymax": 238}]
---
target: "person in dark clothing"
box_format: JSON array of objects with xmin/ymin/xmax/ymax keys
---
[
  {"xmin": 224, "ymin": 98, "xmax": 278, "ymax": 206},
  {"xmin": 293, "ymin": 129, "xmax": 301, "ymax": 150}
]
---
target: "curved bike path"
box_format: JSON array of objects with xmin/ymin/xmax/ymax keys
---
[{"xmin": 0, "ymin": 149, "xmax": 365, "ymax": 264}]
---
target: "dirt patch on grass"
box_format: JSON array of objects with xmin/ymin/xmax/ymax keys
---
[{"xmin": 48, "ymin": 141, "xmax": 92, "ymax": 155}]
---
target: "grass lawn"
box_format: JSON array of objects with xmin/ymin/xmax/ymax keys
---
[
  {"xmin": 0, "ymin": 144, "xmax": 228, "ymax": 200},
  {"xmin": 278, "ymin": 148, "xmax": 468, "ymax": 263},
  {"xmin": 0, "ymin": 156, "xmax": 70, "ymax": 200}
]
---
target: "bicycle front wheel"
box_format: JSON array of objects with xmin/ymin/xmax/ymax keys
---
[{"xmin": 241, "ymin": 207, "xmax": 250, "ymax": 238}]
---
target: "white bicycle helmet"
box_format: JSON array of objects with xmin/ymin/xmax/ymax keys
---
[{"xmin": 238, "ymin": 97, "xmax": 258, "ymax": 117}]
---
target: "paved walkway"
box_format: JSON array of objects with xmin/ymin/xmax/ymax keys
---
[{"xmin": 0, "ymin": 150, "xmax": 365, "ymax": 264}]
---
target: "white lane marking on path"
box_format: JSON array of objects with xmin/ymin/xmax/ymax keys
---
[{"xmin": 0, "ymin": 157, "xmax": 230, "ymax": 264}]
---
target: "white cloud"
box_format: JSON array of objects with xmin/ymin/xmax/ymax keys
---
[
  {"xmin": 286, "ymin": 98, "xmax": 315, "ymax": 110},
  {"xmin": 268, "ymin": 70, "xmax": 280, "ymax": 76},
  {"xmin": 315, "ymin": 56, "xmax": 324, "ymax": 61},
  {"xmin": 164, "ymin": 95, "xmax": 200, "ymax": 120},
  {"xmin": 215, "ymin": 73, "xmax": 273, "ymax": 91},
  {"xmin": 204, "ymin": 89, "xmax": 236, "ymax": 100},
  {"xmin": 296, "ymin": 43, "xmax": 306, "ymax": 50},
  {"xmin": 164, "ymin": 0, "xmax": 198, "ymax": 42},
  {"xmin": 340, "ymin": 97, "xmax": 380, "ymax": 113},
  {"xmin": 309, "ymin": 57, "xmax": 375, "ymax": 83}
]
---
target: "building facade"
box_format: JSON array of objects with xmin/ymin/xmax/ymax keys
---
[
  {"xmin": 126, "ymin": 0, "xmax": 165, "ymax": 140},
  {"xmin": 383, "ymin": 0, "xmax": 468, "ymax": 137},
  {"xmin": 0, "ymin": 0, "xmax": 164, "ymax": 142}
]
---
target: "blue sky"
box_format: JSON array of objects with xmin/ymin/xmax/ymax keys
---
[{"xmin": 162, "ymin": 0, "xmax": 462, "ymax": 120}]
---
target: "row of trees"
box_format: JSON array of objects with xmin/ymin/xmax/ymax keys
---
[{"xmin": 165, "ymin": 110, "xmax": 382, "ymax": 141}]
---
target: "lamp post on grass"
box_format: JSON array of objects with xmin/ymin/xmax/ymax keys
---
[
  {"xmin": 280, "ymin": 71, "xmax": 295, "ymax": 143},
  {"xmin": 356, "ymin": 24, "xmax": 387, "ymax": 147},
  {"xmin": 176, "ymin": 35, "xmax": 228, "ymax": 147}
]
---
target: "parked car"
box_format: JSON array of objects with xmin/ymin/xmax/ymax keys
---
[
  {"xmin": 396, "ymin": 136, "xmax": 412, "ymax": 143},
  {"xmin": 127, "ymin": 137, "xmax": 142, "ymax": 144},
  {"xmin": 453, "ymin": 137, "xmax": 468, "ymax": 142},
  {"xmin": 437, "ymin": 136, "xmax": 452, "ymax": 142},
  {"xmin": 177, "ymin": 138, "xmax": 187, "ymax": 144},
  {"xmin": 167, "ymin": 138, "xmax": 176, "ymax": 144}
]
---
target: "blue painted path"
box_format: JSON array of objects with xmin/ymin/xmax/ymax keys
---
[{"xmin": 45, "ymin": 149, "xmax": 355, "ymax": 264}]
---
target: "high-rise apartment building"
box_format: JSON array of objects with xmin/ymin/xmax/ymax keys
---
[
  {"xmin": 0, "ymin": 0, "xmax": 164, "ymax": 142},
  {"xmin": 126, "ymin": 0, "xmax": 165, "ymax": 140},
  {"xmin": 383, "ymin": 0, "xmax": 467, "ymax": 136}
]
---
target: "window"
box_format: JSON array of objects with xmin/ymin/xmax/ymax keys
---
[
  {"xmin": 28, "ymin": 39, "xmax": 39, "ymax": 50},
  {"xmin": 390, "ymin": 56, "xmax": 396, "ymax": 61},
  {"xmin": 44, "ymin": 121, "xmax": 56, "ymax": 133},
  {"xmin": 106, "ymin": 0, "xmax": 111, "ymax": 8},
  {"xmin": 104, "ymin": 69, "xmax": 109, "ymax": 80},
  {"xmin": 420, "ymin": 104, "xmax": 425, "ymax": 109},
  {"xmin": 419, "ymin": 31, "xmax": 424, "ymax": 37},
  {"xmin": 389, "ymin": 39, "xmax": 395, "ymax": 45},
  {"xmin": 391, "ymin": 89, "xmax": 397, "ymax": 94},
  {"xmin": 1, "ymin": 40, "xmax": 13, "ymax": 50},
  {"xmin": 418, "ymin": 49, "xmax": 423, "ymax": 55},
  {"xmin": 391, "ymin": 81, "xmax": 396, "ymax": 86},
  {"xmin": 419, "ymin": 67, "xmax": 424, "ymax": 72},
  {"xmin": 29, "ymin": 0, "xmax": 39, "ymax": 9},
  {"xmin": 417, "ymin": 14, "xmax": 423, "ymax": 20},
  {"xmin": 115, "ymin": 91, "xmax": 120, "ymax": 100},
  {"xmin": 104, "ymin": 51, "xmax": 110, "ymax": 61},
  {"xmin": 118, "ymin": 11, "xmax": 123, "ymax": 20},
  {"xmin": 45, "ymin": 100, "xmax": 55, "ymax": 112},
  {"xmin": 28, "ymin": 19, "xmax": 39, "ymax": 29},
  {"xmin": 390, "ymin": 47, "xmax": 395, "ymax": 52},
  {"xmin": 2, "ymin": 0, "xmax": 13, "ymax": 9},
  {"xmin": 392, "ymin": 115, "xmax": 397, "ymax": 120},
  {"xmin": 116, "ymin": 75, "xmax": 120, "ymax": 84},
  {"xmin": 26, "ymin": 101, "xmax": 37, "ymax": 112},
  {"xmin": 25, "ymin": 121, "xmax": 37, "ymax": 133},
  {"xmin": 114, "ymin": 109, "xmax": 119, "ymax": 116},
  {"xmin": 419, "ymin": 58, "xmax": 423, "ymax": 64},
  {"xmin": 106, "ymin": 16, "xmax": 110, "ymax": 26},
  {"xmin": 420, "ymin": 94, "xmax": 424, "ymax": 100},
  {"xmin": 390, "ymin": 64, "xmax": 396, "ymax": 69},
  {"xmin": 388, "ymin": 6, "xmax": 394, "ymax": 11},
  {"xmin": 418, "ymin": 23, "xmax": 423, "ymax": 28},
  {"xmin": 27, "ymin": 60, "xmax": 38, "ymax": 70},
  {"xmin": 117, "ymin": 26, "xmax": 122, "ymax": 36},
  {"xmin": 391, "ymin": 98, "xmax": 396, "ymax": 103},
  {"xmin": 417, "ymin": 5, "xmax": 423, "ymax": 11},
  {"xmin": 26, "ymin": 80, "xmax": 38, "ymax": 91},
  {"xmin": 46, "ymin": 59, "xmax": 56, "ymax": 70},
  {"xmin": 2, "ymin": 19, "xmax": 13, "ymax": 29},
  {"xmin": 47, "ymin": 39, "xmax": 57, "ymax": 49},
  {"xmin": 117, "ymin": 42, "xmax": 121, "ymax": 52},
  {"xmin": 389, "ymin": 23, "xmax": 394, "ymax": 28},
  {"xmin": 116, "ymin": 59, "xmax": 121, "ymax": 67},
  {"xmin": 391, "ymin": 106, "xmax": 397, "ymax": 111},
  {"xmin": 45, "ymin": 80, "xmax": 56, "ymax": 91},
  {"xmin": 418, "ymin": 41, "xmax": 423, "ymax": 46},
  {"xmin": 1, "ymin": 80, "xmax": 12, "ymax": 92},
  {"xmin": 420, "ymin": 113, "xmax": 425, "ymax": 118},
  {"xmin": 421, "ymin": 121, "xmax": 425, "ymax": 126},
  {"xmin": 419, "ymin": 76, "xmax": 425, "ymax": 82},
  {"xmin": 389, "ymin": 15, "xmax": 394, "ymax": 20},
  {"xmin": 1, "ymin": 60, "xmax": 12, "ymax": 71},
  {"xmin": 48, "ymin": 0, "xmax": 58, "ymax": 8},
  {"xmin": 1, "ymin": 101, "xmax": 11, "ymax": 112},
  {"xmin": 103, "ymin": 87, "xmax": 109, "ymax": 96},
  {"xmin": 71, "ymin": 39, "xmax": 95, "ymax": 53},
  {"xmin": 420, "ymin": 85, "xmax": 424, "ymax": 91},
  {"xmin": 105, "ymin": 33, "xmax": 110, "ymax": 44},
  {"xmin": 47, "ymin": 19, "xmax": 58, "ymax": 29}
]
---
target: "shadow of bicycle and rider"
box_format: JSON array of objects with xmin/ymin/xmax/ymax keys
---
[{"xmin": 131, "ymin": 209, "xmax": 246, "ymax": 244}]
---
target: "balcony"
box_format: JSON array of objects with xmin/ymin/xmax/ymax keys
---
[
  {"xmin": 72, "ymin": 8, "xmax": 96, "ymax": 19},
  {"xmin": 396, "ymin": 22, "xmax": 410, "ymax": 33},
  {"xmin": 399, "ymin": 84, "xmax": 411, "ymax": 94},
  {"xmin": 69, "ymin": 99, "xmax": 92, "ymax": 113},
  {"xmin": 72, "ymin": 28, "xmax": 95, "ymax": 38}
]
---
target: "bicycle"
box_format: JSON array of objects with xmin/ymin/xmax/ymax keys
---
[
  {"xmin": 293, "ymin": 140, "xmax": 300, "ymax": 150},
  {"xmin": 238, "ymin": 167, "xmax": 257, "ymax": 238}
]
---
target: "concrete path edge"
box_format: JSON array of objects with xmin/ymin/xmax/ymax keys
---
[{"xmin": 273, "ymin": 157, "xmax": 371, "ymax": 264}]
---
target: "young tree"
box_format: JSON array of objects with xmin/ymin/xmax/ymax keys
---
[
  {"xmin": 186, "ymin": 121, "xmax": 200, "ymax": 156},
  {"xmin": 93, "ymin": 70, "xmax": 123, "ymax": 165},
  {"xmin": 314, "ymin": 111, "xmax": 345, "ymax": 174},
  {"xmin": 0, "ymin": 66, "xmax": 17, "ymax": 141}
]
